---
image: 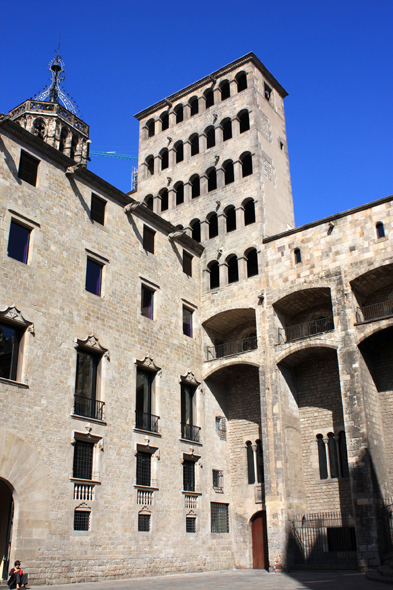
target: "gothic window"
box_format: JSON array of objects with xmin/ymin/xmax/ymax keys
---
[
  {"xmin": 256, "ymin": 440, "xmax": 264, "ymax": 483},
  {"xmin": 204, "ymin": 88, "xmax": 214, "ymax": 108},
  {"xmin": 160, "ymin": 188, "xmax": 169, "ymax": 212},
  {"xmin": 175, "ymin": 141, "xmax": 184, "ymax": 163},
  {"xmin": 236, "ymin": 71, "xmax": 247, "ymax": 92},
  {"xmin": 244, "ymin": 199, "xmax": 256, "ymax": 225},
  {"xmin": 0, "ymin": 321, "xmax": 22, "ymax": 381},
  {"xmin": 190, "ymin": 219, "xmax": 201, "ymax": 242},
  {"xmin": 221, "ymin": 118, "xmax": 232, "ymax": 141},
  {"xmin": 246, "ymin": 248, "xmax": 258, "ymax": 277},
  {"xmin": 338, "ymin": 431, "xmax": 349, "ymax": 478},
  {"xmin": 207, "ymin": 168, "xmax": 217, "ymax": 192},
  {"xmin": 70, "ymin": 134, "xmax": 78, "ymax": 160},
  {"xmin": 73, "ymin": 440, "xmax": 94, "ymax": 480},
  {"xmin": 136, "ymin": 451, "xmax": 151, "ymax": 486},
  {"xmin": 59, "ymin": 127, "xmax": 68, "ymax": 152},
  {"xmin": 189, "ymin": 96, "xmax": 199, "ymax": 116},
  {"xmin": 376, "ymin": 222, "xmax": 385, "ymax": 239},
  {"xmin": 294, "ymin": 248, "xmax": 301, "ymax": 264},
  {"xmin": 205, "ymin": 126, "xmax": 215, "ymax": 149},
  {"xmin": 33, "ymin": 118, "xmax": 45, "ymax": 139},
  {"xmin": 181, "ymin": 383, "xmax": 198, "ymax": 441},
  {"xmin": 190, "ymin": 175, "xmax": 200, "ymax": 198},
  {"xmin": 225, "ymin": 206, "xmax": 236, "ymax": 233},
  {"xmin": 146, "ymin": 155, "xmax": 154, "ymax": 177},
  {"xmin": 317, "ymin": 434, "xmax": 328, "ymax": 480},
  {"xmin": 74, "ymin": 349, "xmax": 101, "ymax": 420},
  {"xmin": 183, "ymin": 460, "xmax": 195, "ymax": 491},
  {"xmin": 208, "ymin": 261, "xmax": 219, "ymax": 290},
  {"xmin": 208, "ymin": 212, "xmax": 218, "ymax": 238},
  {"xmin": 241, "ymin": 152, "xmax": 253, "ymax": 177},
  {"xmin": 190, "ymin": 134, "xmax": 199, "ymax": 156},
  {"xmin": 328, "ymin": 433, "xmax": 339, "ymax": 479},
  {"xmin": 145, "ymin": 195, "xmax": 153, "ymax": 211},
  {"xmin": 146, "ymin": 119, "xmax": 155, "ymax": 137},
  {"xmin": 175, "ymin": 182, "xmax": 184, "ymax": 205},
  {"xmin": 238, "ymin": 110, "xmax": 250, "ymax": 133},
  {"xmin": 220, "ymin": 80, "xmax": 230, "ymax": 101},
  {"xmin": 223, "ymin": 160, "xmax": 234, "ymax": 185},
  {"xmin": 246, "ymin": 441, "xmax": 255, "ymax": 484},
  {"xmin": 175, "ymin": 105, "xmax": 183, "ymax": 124},
  {"xmin": 160, "ymin": 111, "xmax": 169, "ymax": 131},
  {"xmin": 136, "ymin": 368, "xmax": 156, "ymax": 432},
  {"xmin": 227, "ymin": 255, "xmax": 239, "ymax": 284},
  {"xmin": 160, "ymin": 148, "xmax": 169, "ymax": 170},
  {"xmin": 264, "ymin": 82, "xmax": 272, "ymax": 102}
]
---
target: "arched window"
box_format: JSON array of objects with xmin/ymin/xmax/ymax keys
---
[
  {"xmin": 207, "ymin": 168, "xmax": 217, "ymax": 192},
  {"xmin": 33, "ymin": 118, "xmax": 45, "ymax": 139},
  {"xmin": 146, "ymin": 155, "xmax": 154, "ymax": 177},
  {"xmin": 146, "ymin": 119, "xmax": 155, "ymax": 137},
  {"xmin": 189, "ymin": 96, "xmax": 199, "ymax": 116},
  {"xmin": 160, "ymin": 188, "xmax": 168, "ymax": 212},
  {"xmin": 190, "ymin": 219, "xmax": 201, "ymax": 243},
  {"xmin": 220, "ymin": 80, "xmax": 230, "ymax": 101},
  {"xmin": 376, "ymin": 222, "xmax": 385, "ymax": 239},
  {"xmin": 328, "ymin": 433, "xmax": 339, "ymax": 479},
  {"xmin": 175, "ymin": 182, "xmax": 184, "ymax": 205},
  {"xmin": 221, "ymin": 118, "xmax": 232, "ymax": 141},
  {"xmin": 190, "ymin": 175, "xmax": 200, "ymax": 198},
  {"xmin": 317, "ymin": 434, "xmax": 328, "ymax": 480},
  {"xmin": 205, "ymin": 126, "xmax": 215, "ymax": 149},
  {"xmin": 190, "ymin": 134, "xmax": 199, "ymax": 156},
  {"xmin": 256, "ymin": 440, "xmax": 264, "ymax": 483},
  {"xmin": 161, "ymin": 111, "xmax": 169, "ymax": 131},
  {"xmin": 59, "ymin": 127, "xmax": 68, "ymax": 153},
  {"xmin": 160, "ymin": 148, "xmax": 169, "ymax": 170},
  {"xmin": 294, "ymin": 248, "xmax": 301, "ymax": 264},
  {"xmin": 246, "ymin": 441, "xmax": 255, "ymax": 484},
  {"xmin": 204, "ymin": 88, "xmax": 214, "ymax": 108},
  {"xmin": 238, "ymin": 110, "xmax": 250, "ymax": 133},
  {"xmin": 225, "ymin": 206, "xmax": 236, "ymax": 233},
  {"xmin": 175, "ymin": 141, "xmax": 184, "ymax": 163},
  {"xmin": 338, "ymin": 431, "xmax": 349, "ymax": 478},
  {"xmin": 208, "ymin": 212, "xmax": 218, "ymax": 238},
  {"xmin": 241, "ymin": 152, "xmax": 253, "ymax": 177},
  {"xmin": 223, "ymin": 160, "xmax": 234, "ymax": 185},
  {"xmin": 244, "ymin": 199, "xmax": 256, "ymax": 225},
  {"xmin": 209, "ymin": 261, "xmax": 220, "ymax": 289},
  {"xmin": 70, "ymin": 135, "xmax": 78, "ymax": 160},
  {"xmin": 246, "ymin": 248, "xmax": 258, "ymax": 277},
  {"xmin": 227, "ymin": 255, "xmax": 239, "ymax": 283},
  {"xmin": 175, "ymin": 105, "xmax": 183, "ymax": 124},
  {"xmin": 145, "ymin": 195, "xmax": 154, "ymax": 211},
  {"xmin": 236, "ymin": 71, "xmax": 247, "ymax": 92}
]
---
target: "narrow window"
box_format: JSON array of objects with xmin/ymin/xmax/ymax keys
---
[
  {"xmin": 205, "ymin": 88, "xmax": 214, "ymax": 108},
  {"xmin": 190, "ymin": 219, "xmax": 201, "ymax": 242},
  {"xmin": 175, "ymin": 105, "xmax": 183, "ymax": 124},
  {"xmin": 175, "ymin": 142, "xmax": 184, "ymax": 163},
  {"xmin": 212, "ymin": 469, "xmax": 223, "ymax": 490},
  {"xmin": 183, "ymin": 460, "xmax": 195, "ymax": 492},
  {"xmin": 224, "ymin": 161, "xmax": 234, "ymax": 185},
  {"xmin": 136, "ymin": 368, "xmax": 155, "ymax": 431},
  {"xmin": 191, "ymin": 176, "xmax": 200, "ymax": 198},
  {"xmin": 0, "ymin": 322, "xmax": 21, "ymax": 381},
  {"xmin": 145, "ymin": 195, "xmax": 153, "ymax": 211},
  {"xmin": 147, "ymin": 119, "xmax": 155, "ymax": 137},
  {"xmin": 143, "ymin": 225, "xmax": 155, "ymax": 254},
  {"xmin": 211, "ymin": 503, "xmax": 229, "ymax": 533},
  {"xmin": 226, "ymin": 207, "xmax": 236, "ymax": 232},
  {"xmin": 183, "ymin": 252, "xmax": 193, "ymax": 277},
  {"xmin": 206, "ymin": 127, "xmax": 215, "ymax": 149},
  {"xmin": 294, "ymin": 248, "xmax": 301, "ymax": 264},
  {"xmin": 209, "ymin": 261, "xmax": 219, "ymax": 289},
  {"xmin": 328, "ymin": 433, "xmax": 339, "ymax": 479},
  {"xmin": 18, "ymin": 150, "xmax": 39, "ymax": 186},
  {"xmin": 227, "ymin": 255, "xmax": 239, "ymax": 283},
  {"xmin": 141, "ymin": 285, "xmax": 154, "ymax": 319},
  {"xmin": 190, "ymin": 135, "xmax": 199, "ymax": 156},
  {"xmin": 161, "ymin": 111, "xmax": 169, "ymax": 131},
  {"xmin": 376, "ymin": 222, "xmax": 385, "ymax": 239},
  {"xmin": 220, "ymin": 81, "xmax": 230, "ymax": 101},
  {"xmin": 256, "ymin": 440, "xmax": 264, "ymax": 484},
  {"xmin": 73, "ymin": 440, "xmax": 94, "ymax": 480},
  {"xmin": 70, "ymin": 135, "xmax": 78, "ymax": 160},
  {"xmin": 264, "ymin": 82, "xmax": 272, "ymax": 101},
  {"xmin": 160, "ymin": 189, "xmax": 169, "ymax": 212},
  {"xmin": 190, "ymin": 97, "xmax": 199, "ymax": 116},
  {"xmin": 241, "ymin": 153, "xmax": 253, "ymax": 177},
  {"xmin": 183, "ymin": 306, "xmax": 193, "ymax": 337},
  {"xmin": 136, "ymin": 452, "xmax": 151, "ymax": 487},
  {"xmin": 207, "ymin": 169, "xmax": 217, "ymax": 192},
  {"xmin": 59, "ymin": 127, "xmax": 68, "ymax": 153},
  {"xmin": 244, "ymin": 199, "xmax": 256, "ymax": 225},
  {"xmin": 146, "ymin": 156, "xmax": 154, "ymax": 176},
  {"xmin": 8, "ymin": 220, "xmax": 31, "ymax": 264},
  {"xmin": 181, "ymin": 383, "xmax": 198, "ymax": 441},
  {"xmin": 208, "ymin": 213, "xmax": 218, "ymax": 238},
  {"xmin": 74, "ymin": 511, "xmax": 90, "ymax": 531},
  {"xmin": 186, "ymin": 517, "xmax": 196, "ymax": 533},
  {"xmin": 74, "ymin": 349, "xmax": 101, "ymax": 420},
  {"xmin": 236, "ymin": 72, "xmax": 247, "ymax": 92},
  {"xmin": 175, "ymin": 182, "xmax": 184, "ymax": 205},
  {"xmin": 317, "ymin": 434, "xmax": 328, "ymax": 480},
  {"xmin": 239, "ymin": 110, "xmax": 250, "ymax": 133},
  {"xmin": 138, "ymin": 514, "xmax": 151, "ymax": 532},
  {"xmin": 246, "ymin": 441, "xmax": 255, "ymax": 484},
  {"xmin": 338, "ymin": 431, "xmax": 349, "ymax": 478},
  {"xmin": 85, "ymin": 259, "xmax": 103, "ymax": 296},
  {"xmin": 247, "ymin": 249, "xmax": 258, "ymax": 277},
  {"xmin": 161, "ymin": 149, "xmax": 169, "ymax": 170},
  {"xmin": 222, "ymin": 119, "xmax": 232, "ymax": 141},
  {"xmin": 33, "ymin": 118, "xmax": 45, "ymax": 139},
  {"xmin": 90, "ymin": 194, "xmax": 106, "ymax": 225}
]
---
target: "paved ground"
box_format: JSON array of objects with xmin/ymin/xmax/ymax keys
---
[{"xmin": 29, "ymin": 569, "xmax": 384, "ymax": 590}]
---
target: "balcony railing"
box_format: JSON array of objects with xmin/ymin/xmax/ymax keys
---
[
  {"xmin": 135, "ymin": 411, "xmax": 160, "ymax": 433},
  {"xmin": 278, "ymin": 317, "xmax": 334, "ymax": 344},
  {"xmin": 185, "ymin": 495, "xmax": 198, "ymax": 509},
  {"xmin": 356, "ymin": 300, "xmax": 393, "ymax": 323},
  {"xmin": 206, "ymin": 335, "xmax": 257, "ymax": 361},
  {"xmin": 73, "ymin": 396, "xmax": 105, "ymax": 421},
  {"xmin": 137, "ymin": 489, "xmax": 153, "ymax": 505},
  {"xmin": 181, "ymin": 423, "xmax": 201, "ymax": 443},
  {"xmin": 74, "ymin": 483, "xmax": 95, "ymax": 501}
]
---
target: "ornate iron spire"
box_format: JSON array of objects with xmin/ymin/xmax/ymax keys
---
[{"xmin": 35, "ymin": 52, "xmax": 78, "ymax": 115}]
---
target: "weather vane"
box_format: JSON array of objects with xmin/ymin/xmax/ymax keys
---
[{"xmin": 35, "ymin": 41, "xmax": 78, "ymax": 115}]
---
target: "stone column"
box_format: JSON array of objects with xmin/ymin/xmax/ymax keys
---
[
  {"xmin": 183, "ymin": 104, "xmax": 191, "ymax": 121},
  {"xmin": 168, "ymin": 111, "xmax": 176, "ymax": 128},
  {"xmin": 184, "ymin": 182, "xmax": 192, "ymax": 204},
  {"xmin": 168, "ymin": 189, "xmax": 176, "ymax": 210},
  {"xmin": 200, "ymin": 220, "xmax": 209, "ymax": 242},
  {"xmin": 236, "ymin": 206, "xmax": 245, "ymax": 229},
  {"xmin": 153, "ymin": 155, "xmax": 161, "ymax": 176},
  {"xmin": 228, "ymin": 79, "xmax": 237, "ymax": 98},
  {"xmin": 216, "ymin": 168, "xmax": 225, "ymax": 190},
  {"xmin": 198, "ymin": 96, "xmax": 205, "ymax": 113},
  {"xmin": 233, "ymin": 116, "xmax": 241, "ymax": 139},
  {"xmin": 184, "ymin": 140, "xmax": 191, "ymax": 162},
  {"xmin": 168, "ymin": 148, "xmax": 176, "ymax": 168},
  {"xmin": 219, "ymin": 262, "xmax": 228, "ymax": 287},
  {"xmin": 234, "ymin": 160, "xmax": 242, "ymax": 183},
  {"xmin": 200, "ymin": 174, "xmax": 208, "ymax": 196},
  {"xmin": 200, "ymin": 134, "xmax": 207, "ymax": 153},
  {"xmin": 213, "ymin": 88, "xmax": 221, "ymax": 104},
  {"xmin": 153, "ymin": 195, "xmax": 161, "ymax": 214},
  {"xmin": 218, "ymin": 213, "xmax": 226, "ymax": 236},
  {"xmin": 238, "ymin": 256, "xmax": 248, "ymax": 281},
  {"xmin": 216, "ymin": 125, "xmax": 223, "ymax": 145}
]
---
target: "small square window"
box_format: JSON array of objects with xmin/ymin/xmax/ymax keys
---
[
  {"xmin": 0, "ymin": 321, "xmax": 22, "ymax": 381},
  {"xmin": 211, "ymin": 502, "xmax": 229, "ymax": 533},
  {"xmin": 141, "ymin": 285, "xmax": 154, "ymax": 319},
  {"xmin": 85, "ymin": 259, "xmax": 103, "ymax": 296},
  {"xmin": 264, "ymin": 83, "xmax": 272, "ymax": 102},
  {"xmin": 8, "ymin": 220, "xmax": 31, "ymax": 264},
  {"xmin": 18, "ymin": 150, "xmax": 39, "ymax": 186},
  {"xmin": 183, "ymin": 306, "xmax": 193, "ymax": 338},
  {"xmin": 143, "ymin": 226, "xmax": 155, "ymax": 254},
  {"xmin": 74, "ymin": 510, "xmax": 90, "ymax": 531},
  {"xmin": 183, "ymin": 251, "xmax": 193, "ymax": 277},
  {"xmin": 186, "ymin": 517, "xmax": 196, "ymax": 533},
  {"xmin": 138, "ymin": 514, "xmax": 151, "ymax": 532},
  {"xmin": 91, "ymin": 194, "xmax": 106, "ymax": 225}
]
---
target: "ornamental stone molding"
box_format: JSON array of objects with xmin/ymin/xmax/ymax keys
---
[
  {"xmin": 0, "ymin": 305, "xmax": 34, "ymax": 334},
  {"xmin": 135, "ymin": 354, "xmax": 161, "ymax": 373},
  {"xmin": 180, "ymin": 371, "xmax": 201, "ymax": 387},
  {"xmin": 75, "ymin": 335, "xmax": 109, "ymax": 358}
]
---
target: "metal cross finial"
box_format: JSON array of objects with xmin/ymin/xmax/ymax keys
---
[{"xmin": 35, "ymin": 51, "xmax": 78, "ymax": 115}]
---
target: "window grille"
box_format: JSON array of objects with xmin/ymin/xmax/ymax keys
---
[
  {"xmin": 90, "ymin": 194, "xmax": 106, "ymax": 225},
  {"xmin": 138, "ymin": 514, "xmax": 151, "ymax": 532},
  {"xmin": 74, "ymin": 510, "xmax": 90, "ymax": 531},
  {"xmin": 183, "ymin": 253, "xmax": 193, "ymax": 277},
  {"xmin": 143, "ymin": 225, "xmax": 155, "ymax": 254},
  {"xmin": 73, "ymin": 441, "xmax": 93, "ymax": 480},
  {"xmin": 18, "ymin": 150, "xmax": 39, "ymax": 186},
  {"xmin": 212, "ymin": 470, "xmax": 223, "ymax": 490},
  {"xmin": 183, "ymin": 460, "xmax": 195, "ymax": 492},
  {"xmin": 211, "ymin": 503, "xmax": 229, "ymax": 533},
  {"xmin": 186, "ymin": 517, "xmax": 196, "ymax": 533},
  {"xmin": 8, "ymin": 221, "xmax": 31, "ymax": 264},
  {"xmin": 85, "ymin": 259, "xmax": 102, "ymax": 296},
  {"xmin": 136, "ymin": 452, "xmax": 151, "ymax": 487}
]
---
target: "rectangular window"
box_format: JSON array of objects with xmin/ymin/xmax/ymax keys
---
[
  {"xmin": 182, "ymin": 307, "xmax": 193, "ymax": 338},
  {"xmin": 181, "ymin": 383, "xmax": 198, "ymax": 441},
  {"xmin": 143, "ymin": 225, "xmax": 155, "ymax": 254},
  {"xmin": 74, "ymin": 510, "xmax": 90, "ymax": 531},
  {"xmin": 136, "ymin": 368, "xmax": 154, "ymax": 431},
  {"xmin": 213, "ymin": 470, "xmax": 223, "ymax": 490},
  {"xmin": 141, "ymin": 285, "xmax": 154, "ymax": 319},
  {"xmin": 73, "ymin": 440, "xmax": 94, "ymax": 480},
  {"xmin": 0, "ymin": 322, "xmax": 21, "ymax": 381},
  {"xmin": 138, "ymin": 514, "xmax": 151, "ymax": 532},
  {"xmin": 183, "ymin": 251, "xmax": 193, "ymax": 276},
  {"xmin": 18, "ymin": 150, "xmax": 39, "ymax": 186},
  {"xmin": 211, "ymin": 502, "xmax": 229, "ymax": 533},
  {"xmin": 186, "ymin": 517, "xmax": 196, "ymax": 533},
  {"xmin": 8, "ymin": 220, "xmax": 31, "ymax": 264},
  {"xmin": 136, "ymin": 451, "xmax": 151, "ymax": 487},
  {"xmin": 85, "ymin": 258, "xmax": 103, "ymax": 296},
  {"xmin": 74, "ymin": 350, "xmax": 102, "ymax": 420},
  {"xmin": 183, "ymin": 460, "xmax": 195, "ymax": 492},
  {"xmin": 90, "ymin": 194, "xmax": 106, "ymax": 225}
]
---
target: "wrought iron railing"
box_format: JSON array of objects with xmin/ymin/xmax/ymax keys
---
[
  {"xmin": 73, "ymin": 396, "xmax": 105, "ymax": 421},
  {"xmin": 278, "ymin": 317, "xmax": 334, "ymax": 344},
  {"xmin": 206, "ymin": 335, "xmax": 257, "ymax": 360},
  {"xmin": 135, "ymin": 411, "xmax": 160, "ymax": 433},
  {"xmin": 181, "ymin": 423, "xmax": 201, "ymax": 443},
  {"xmin": 356, "ymin": 300, "xmax": 393, "ymax": 323},
  {"xmin": 74, "ymin": 483, "xmax": 95, "ymax": 501}
]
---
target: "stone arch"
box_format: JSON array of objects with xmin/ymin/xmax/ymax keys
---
[{"xmin": 275, "ymin": 340, "xmax": 338, "ymax": 365}]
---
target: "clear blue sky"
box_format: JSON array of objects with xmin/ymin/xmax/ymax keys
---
[{"xmin": 1, "ymin": 0, "xmax": 392, "ymax": 227}]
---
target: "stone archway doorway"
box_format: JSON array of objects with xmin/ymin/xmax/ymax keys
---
[
  {"xmin": 0, "ymin": 479, "xmax": 14, "ymax": 580},
  {"xmin": 251, "ymin": 511, "xmax": 268, "ymax": 569}
]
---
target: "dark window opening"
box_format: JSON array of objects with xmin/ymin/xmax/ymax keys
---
[
  {"xmin": 208, "ymin": 213, "xmax": 218, "ymax": 238},
  {"xmin": 190, "ymin": 135, "xmax": 199, "ymax": 156},
  {"xmin": 0, "ymin": 322, "xmax": 21, "ymax": 381},
  {"xmin": 236, "ymin": 72, "xmax": 247, "ymax": 92},
  {"xmin": 239, "ymin": 111, "xmax": 250, "ymax": 134},
  {"xmin": 175, "ymin": 183, "xmax": 184, "ymax": 205},
  {"xmin": 175, "ymin": 105, "xmax": 183, "ymax": 124},
  {"xmin": 161, "ymin": 112, "xmax": 169, "ymax": 131},
  {"xmin": 220, "ymin": 81, "xmax": 230, "ymax": 101},
  {"xmin": 279, "ymin": 141, "xmax": 284, "ymax": 151},
  {"xmin": 183, "ymin": 253, "xmax": 193, "ymax": 278},
  {"xmin": 146, "ymin": 157, "xmax": 154, "ymax": 176},
  {"xmin": 205, "ymin": 89, "xmax": 214, "ymax": 108},
  {"xmin": 206, "ymin": 127, "xmax": 215, "ymax": 149},
  {"xmin": 264, "ymin": 82, "xmax": 272, "ymax": 101},
  {"xmin": 213, "ymin": 469, "xmax": 223, "ymax": 489},
  {"xmin": 33, "ymin": 118, "xmax": 45, "ymax": 139},
  {"xmin": 145, "ymin": 195, "xmax": 153, "ymax": 211},
  {"xmin": 226, "ymin": 207, "xmax": 236, "ymax": 232},
  {"xmin": 160, "ymin": 189, "xmax": 169, "ymax": 212},
  {"xmin": 209, "ymin": 262, "xmax": 219, "ymax": 290},
  {"xmin": 18, "ymin": 150, "xmax": 39, "ymax": 186},
  {"xmin": 191, "ymin": 176, "xmax": 200, "ymax": 198},
  {"xmin": 207, "ymin": 169, "xmax": 217, "ymax": 192},
  {"xmin": 181, "ymin": 383, "xmax": 196, "ymax": 440},
  {"xmin": 338, "ymin": 431, "xmax": 349, "ymax": 478},
  {"xmin": 8, "ymin": 220, "xmax": 30, "ymax": 264},
  {"xmin": 294, "ymin": 248, "xmax": 301, "ymax": 264},
  {"xmin": 256, "ymin": 440, "xmax": 264, "ymax": 484},
  {"xmin": 186, "ymin": 517, "xmax": 196, "ymax": 533},
  {"xmin": 328, "ymin": 433, "xmax": 339, "ymax": 479},
  {"xmin": 190, "ymin": 97, "xmax": 199, "ymax": 116},
  {"xmin": 74, "ymin": 349, "xmax": 100, "ymax": 419},
  {"xmin": 191, "ymin": 220, "xmax": 201, "ymax": 242},
  {"xmin": 74, "ymin": 511, "xmax": 90, "ymax": 531},
  {"xmin": 183, "ymin": 306, "xmax": 193, "ymax": 336},
  {"xmin": 224, "ymin": 162, "xmax": 234, "ymax": 185},
  {"xmin": 241, "ymin": 153, "xmax": 253, "ymax": 177},
  {"xmin": 183, "ymin": 460, "xmax": 195, "ymax": 491},
  {"xmin": 91, "ymin": 194, "xmax": 106, "ymax": 225},
  {"xmin": 211, "ymin": 503, "xmax": 229, "ymax": 533},
  {"xmin": 327, "ymin": 527, "xmax": 356, "ymax": 552},
  {"xmin": 143, "ymin": 225, "xmax": 155, "ymax": 254},
  {"xmin": 222, "ymin": 119, "xmax": 232, "ymax": 141},
  {"xmin": 227, "ymin": 256, "xmax": 239, "ymax": 283},
  {"xmin": 246, "ymin": 441, "xmax": 255, "ymax": 484},
  {"xmin": 244, "ymin": 200, "xmax": 256, "ymax": 225},
  {"xmin": 247, "ymin": 249, "xmax": 258, "ymax": 277},
  {"xmin": 85, "ymin": 259, "xmax": 102, "ymax": 296},
  {"xmin": 73, "ymin": 440, "xmax": 94, "ymax": 480},
  {"xmin": 59, "ymin": 127, "xmax": 68, "ymax": 153},
  {"xmin": 70, "ymin": 135, "xmax": 78, "ymax": 160},
  {"xmin": 376, "ymin": 222, "xmax": 385, "ymax": 239},
  {"xmin": 175, "ymin": 142, "xmax": 184, "ymax": 163},
  {"xmin": 138, "ymin": 514, "xmax": 151, "ymax": 532},
  {"xmin": 136, "ymin": 451, "xmax": 151, "ymax": 487},
  {"xmin": 317, "ymin": 434, "xmax": 328, "ymax": 480},
  {"xmin": 147, "ymin": 119, "xmax": 155, "ymax": 137},
  {"xmin": 161, "ymin": 149, "xmax": 169, "ymax": 170},
  {"xmin": 141, "ymin": 285, "xmax": 154, "ymax": 319},
  {"xmin": 136, "ymin": 368, "xmax": 155, "ymax": 431}
]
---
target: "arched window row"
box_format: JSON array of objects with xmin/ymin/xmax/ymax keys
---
[
  {"xmin": 206, "ymin": 247, "xmax": 259, "ymax": 289},
  {"xmin": 185, "ymin": 200, "xmax": 256, "ymax": 241},
  {"xmin": 317, "ymin": 431, "xmax": 349, "ymax": 480}
]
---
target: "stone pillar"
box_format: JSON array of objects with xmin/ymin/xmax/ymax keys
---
[
  {"xmin": 219, "ymin": 262, "xmax": 228, "ymax": 287},
  {"xmin": 168, "ymin": 148, "xmax": 176, "ymax": 168},
  {"xmin": 153, "ymin": 195, "xmax": 161, "ymax": 214},
  {"xmin": 236, "ymin": 206, "xmax": 245, "ymax": 229},
  {"xmin": 238, "ymin": 256, "xmax": 248, "ymax": 281},
  {"xmin": 153, "ymin": 155, "xmax": 160, "ymax": 176},
  {"xmin": 200, "ymin": 134, "xmax": 207, "ymax": 153},
  {"xmin": 213, "ymin": 88, "xmax": 221, "ymax": 104},
  {"xmin": 183, "ymin": 104, "xmax": 191, "ymax": 121},
  {"xmin": 218, "ymin": 213, "xmax": 226, "ymax": 236},
  {"xmin": 200, "ymin": 174, "xmax": 208, "ymax": 196},
  {"xmin": 228, "ymin": 79, "xmax": 237, "ymax": 98},
  {"xmin": 168, "ymin": 189, "xmax": 176, "ymax": 210},
  {"xmin": 168, "ymin": 111, "xmax": 176, "ymax": 128},
  {"xmin": 216, "ymin": 125, "xmax": 223, "ymax": 145},
  {"xmin": 203, "ymin": 268, "xmax": 211, "ymax": 292},
  {"xmin": 216, "ymin": 168, "xmax": 225, "ymax": 190},
  {"xmin": 184, "ymin": 140, "xmax": 191, "ymax": 162},
  {"xmin": 184, "ymin": 182, "xmax": 192, "ymax": 204},
  {"xmin": 200, "ymin": 220, "xmax": 209, "ymax": 242},
  {"xmin": 233, "ymin": 116, "xmax": 241, "ymax": 139},
  {"xmin": 234, "ymin": 160, "xmax": 242, "ymax": 182},
  {"xmin": 198, "ymin": 96, "xmax": 205, "ymax": 113}
]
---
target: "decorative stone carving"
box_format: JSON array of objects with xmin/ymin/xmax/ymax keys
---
[
  {"xmin": 180, "ymin": 371, "xmax": 200, "ymax": 386},
  {"xmin": 0, "ymin": 305, "xmax": 34, "ymax": 332},
  {"xmin": 136, "ymin": 355, "xmax": 161, "ymax": 372},
  {"xmin": 75, "ymin": 335, "xmax": 108, "ymax": 355}
]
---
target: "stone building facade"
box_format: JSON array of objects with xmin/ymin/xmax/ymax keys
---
[{"xmin": 0, "ymin": 52, "xmax": 392, "ymax": 584}]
